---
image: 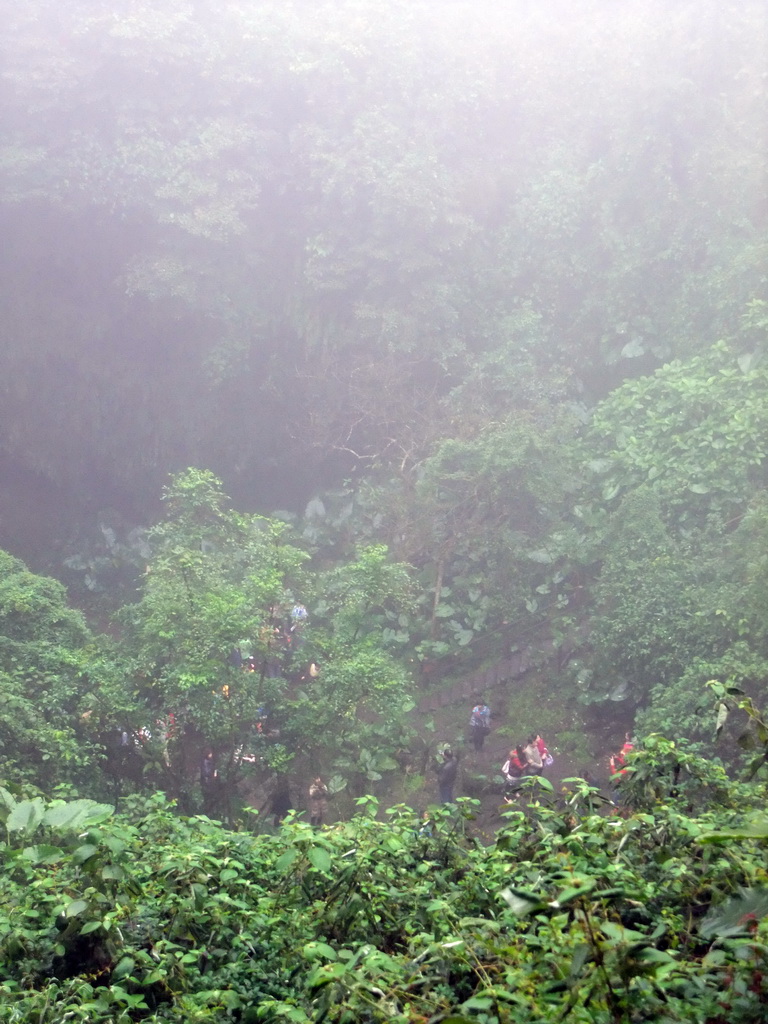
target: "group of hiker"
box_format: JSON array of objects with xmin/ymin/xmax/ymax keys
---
[
  {"xmin": 204, "ymin": 619, "xmax": 641, "ymax": 819},
  {"xmin": 433, "ymin": 700, "xmax": 555, "ymax": 804},
  {"xmin": 200, "ymin": 749, "xmax": 330, "ymax": 828},
  {"xmin": 229, "ymin": 603, "xmax": 310, "ymax": 679},
  {"xmin": 436, "ymin": 711, "xmax": 637, "ymax": 806},
  {"xmin": 267, "ymin": 774, "xmax": 329, "ymax": 827},
  {"xmin": 433, "ymin": 700, "xmax": 492, "ymax": 804},
  {"xmin": 200, "ymin": 706, "xmax": 637, "ymax": 825},
  {"xmin": 501, "ymin": 733, "xmax": 553, "ymax": 795}
]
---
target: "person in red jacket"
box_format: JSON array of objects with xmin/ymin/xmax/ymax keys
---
[
  {"xmin": 610, "ymin": 733, "xmax": 634, "ymax": 777},
  {"xmin": 502, "ymin": 746, "xmax": 526, "ymax": 798},
  {"xmin": 535, "ymin": 733, "xmax": 553, "ymax": 767}
]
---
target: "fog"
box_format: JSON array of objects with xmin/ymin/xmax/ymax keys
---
[{"xmin": 0, "ymin": 0, "xmax": 766, "ymax": 568}]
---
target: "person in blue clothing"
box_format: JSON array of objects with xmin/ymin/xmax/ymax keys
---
[
  {"xmin": 469, "ymin": 699, "xmax": 491, "ymax": 751},
  {"xmin": 291, "ymin": 603, "xmax": 308, "ymax": 623}
]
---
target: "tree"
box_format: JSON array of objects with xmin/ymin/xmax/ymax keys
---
[
  {"xmin": 587, "ymin": 490, "xmax": 728, "ymax": 708},
  {"xmin": 116, "ymin": 469, "xmax": 309, "ymax": 802},
  {"xmin": 0, "ymin": 550, "xmax": 100, "ymax": 791},
  {"xmin": 114, "ymin": 474, "xmax": 420, "ymax": 803},
  {"xmin": 589, "ymin": 340, "xmax": 768, "ymax": 531},
  {"xmin": 634, "ymin": 493, "xmax": 768, "ymax": 749},
  {"xmin": 4, "ymin": 761, "xmax": 768, "ymax": 1022},
  {"xmin": 306, "ymin": 404, "xmax": 585, "ymax": 666},
  {"xmin": 290, "ymin": 545, "xmax": 417, "ymax": 791}
]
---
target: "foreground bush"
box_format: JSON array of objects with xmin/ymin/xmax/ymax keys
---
[{"xmin": 2, "ymin": 763, "xmax": 768, "ymax": 1023}]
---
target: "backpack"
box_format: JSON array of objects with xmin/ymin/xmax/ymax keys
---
[{"xmin": 470, "ymin": 705, "xmax": 489, "ymax": 729}]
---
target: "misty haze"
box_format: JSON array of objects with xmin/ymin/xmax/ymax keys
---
[{"xmin": 1, "ymin": 2, "xmax": 767, "ymax": 1021}]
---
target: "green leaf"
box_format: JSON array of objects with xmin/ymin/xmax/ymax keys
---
[
  {"xmin": 567, "ymin": 943, "xmax": 592, "ymax": 982},
  {"xmin": 637, "ymin": 947, "xmax": 676, "ymax": 966},
  {"xmin": 738, "ymin": 352, "xmax": 758, "ymax": 373},
  {"xmin": 527, "ymin": 549, "xmax": 554, "ymax": 564},
  {"xmin": 307, "ymin": 846, "xmax": 331, "ymax": 873},
  {"xmin": 112, "ymin": 956, "xmax": 136, "ymax": 980},
  {"xmin": 307, "ymin": 961, "xmax": 349, "ymax": 987},
  {"xmin": 699, "ymin": 816, "xmax": 768, "ymax": 842},
  {"xmin": 7, "ymin": 798, "xmax": 45, "ymax": 835},
  {"xmin": 302, "ymin": 941, "xmax": 338, "ymax": 961},
  {"xmin": 65, "ymin": 899, "xmax": 89, "ymax": 918},
  {"xmin": 276, "ymin": 848, "xmax": 299, "ymax": 873},
  {"xmin": 21, "ymin": 844, "xmax": 63, "ymax": 863},
  {"xmin": 600, "ymin": 921, "xmax": 647, "ymax": 944},
  {"xmin": 553, "ymin": 880, "xmax": 597, "ymax": 905},
  {"xmin": 461, "ymin": 996, "xmax": 494, "ymax": 1011},
  {"xmin": 43, "ymin": 800, "xmax": 114, "ymax": 831},
  {"xmin": 73, "ymin": 843, "xmax": 99, "ymax": 864},
  {"xmin": 531, "ymin": 775, "xmax": 554, "ymax": 792},
  {"xmin": 621, "ymin": 338, "xmax": 645, "ymax": 358},
  {"xmin": 327, "ymin": 775, "xmax": 347, "ymax": 795}
]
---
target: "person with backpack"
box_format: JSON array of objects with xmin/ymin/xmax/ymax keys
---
[
  {"xmin": 502, "ymin": 746, "xmax": 526, "ymax": 797},
  {"xmin": 436, "ymin": 748, "xmax": 459, "ymax": 803},
  {"xmin": 291, "ymin": 603, "xmax": 308, "ymax": 624},
  {"xmin": 523, "ymin": 734, "xmax": 544, "ymax": 775},
  {"xmin": 308, "ymin": 776, "xmax": 329, "ymax": 827},
  {"xmin": 269, "ymin": 774, "xmax": 293, "ymax": 827},
  {"xmin": 469, "ymin": 700, "xmax": 491, "ymax": 752}
]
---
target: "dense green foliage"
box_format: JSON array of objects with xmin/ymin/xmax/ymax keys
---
[
  {"xmin": 101, "ymin": 469, "xmax": 415, "ymax": 811},
  {"xmin": 0, "ymin": 552, "xmax": 100, "ymax": 790},
  {"xmin": 4, "ymin": 752, "xmax": 768, "ymax": 1023}
]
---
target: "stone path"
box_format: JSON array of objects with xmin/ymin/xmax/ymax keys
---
[{"xmin": 417, "ymin": 629, "xmax": 583, "ymax": 714}]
